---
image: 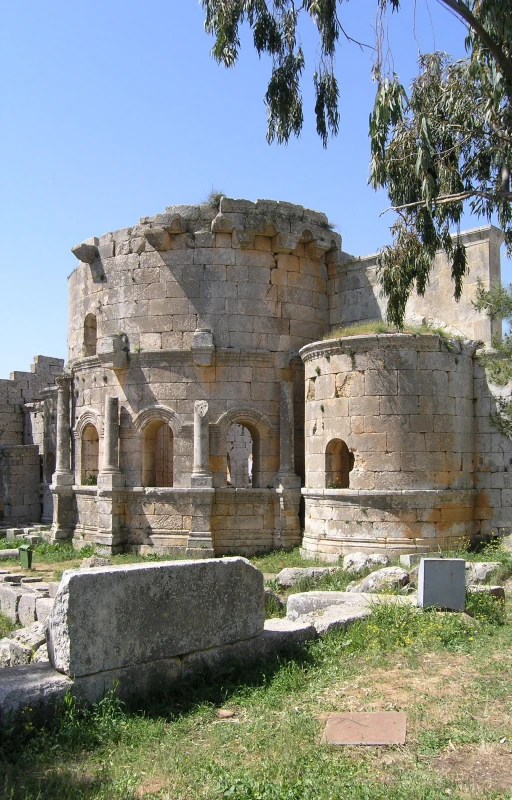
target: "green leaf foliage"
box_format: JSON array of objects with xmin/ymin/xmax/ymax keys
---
[{"xmin": 201, "ymin": 1, "xmax": 512, "ymax": 326}]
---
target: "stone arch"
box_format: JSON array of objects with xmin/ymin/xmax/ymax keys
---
[
  {"xmin": 133, "ymin": 406, "xmax": 183, "ymax": 488},
  {"xmin": 81, "ymin": 424, "xmax": 99, "ymax": 484},
  {"xmin": 213, "ymin": 408, "xmax": 278, "ymax": 489},
  {"xmin": 75, "ymin": 409, "xmax": 102, "ymax": 439},
  {"xmin": 84, "ymin": 313, "xmax": 97, "ymax": 356},
  {"xmin": 325, "ymin": 439, "xmax": 354, "ymax": 489},
  {"xmin": 133, "ymin": 404, "xmax": 183, "ymax": 437},
  {"xmin": 74, "ymin": 410, "xmax": 102, "ymax": 485}
]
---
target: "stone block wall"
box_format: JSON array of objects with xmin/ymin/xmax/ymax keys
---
[
  {"xmin": 0, "ymin": 356, "xmax": 63, "ymax": 526},
  {"xmin": 473, "ymin": 356, "xmax": 512, "ymax": 538},
  {"xmin": 0, "ymin": 446, "xmax": 41, "ymax": 524},
  {"xmin": 300, "ymin": 334, "xmax": 480, "ymax": 557},
  {"xmin": 329, "ymin": 226, "xmax": 502, "ymax": 346}
]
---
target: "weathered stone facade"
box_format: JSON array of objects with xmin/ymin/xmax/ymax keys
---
[
  {"xmin": 0, "ymin": 356, "xmax": 63, "ymax": 526},
  {"xmin": 1, "ymin": 198, "xmax": 510, "ymax": 557}
]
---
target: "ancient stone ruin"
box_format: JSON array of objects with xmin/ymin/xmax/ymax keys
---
[{"xmin": 0, "ymin": 198, "xmax": 510, "ymax": 558}]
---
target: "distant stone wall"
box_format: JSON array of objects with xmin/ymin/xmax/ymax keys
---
[
  {"xmin": 0, "ymin": 356, "xmax": 63, "ymax": 526},
  {"xmin": 328, "ymin": 226, "xmax": 503, "ymax": 346},
  {"xmin": 0, "ymin": 446, "xmax": 41, "ymax": 524}
]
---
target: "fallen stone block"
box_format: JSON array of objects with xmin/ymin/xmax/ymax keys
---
[
  {"xmin": 80, "ymin": 556, "xmax": 112, "ymax": 568},
  {"xmin": 0, "ymin": 549, "xmax": 19, "ymax": 559},
  {"xmin": 47, "ymin": 558, "xmax": 264, "ymax": 678},
  {"xmin": 35, "ymin": 597, "xmax": 54, "ymax": 623},
  {"xmin": 418, "ymin": 558, "xmax": 465, "ymax": 611},
  {"xmin": 0, "ymin": 638, "xmax": 32, "ymax": 667},
  {"xmin": 17, "ymin": 593, "xmax": 37, "ymax": 626},
  {"xmin": 347, "ymin": 567, "xmax": 409, "ymax": 594},
  {"xmin": 287, "ymin": 591, "xmax": 417, "ymax": 634},
  {"xmin": 1, "ymin": 574, "xmax": 24, "ymax": 584},
  {"xmin": 10, "ymin": 622, "xmax": 47, "ymax": 652},
  {"xmin": 399, "ymin": 553, "xmax": 425, "ymax": 569},
  {"xmin": 276, "ymin": 567, "xmax": 340, "ymax": 588},
  {"xmin": 467, "ymin": 584, "xmax": 505, "ymax": 602},
  {"xmin": 287, "ymin": 591, "xmax": 357, "ymax": 621},
  {"xmin": 5, "ymin": 528, "xmax": 23, "ymax": 539},
  {"xmin": 0, "ymin": 585, "xmax": 23, "ymax": 622},
  {"xmin": 32, "ymin": 643, "xmax": 49, "ymax": 663},
  {"xmin": 181, "ymin": 619, "xmax": 317, "ymax": 682},
  {"xmin": 465, "ymin": 562, "xmax": 500, "ymax": 584},
  {"xmin": 48, "ymin": 582, "xmax": 61, "ymax": 598},
  {"xmin": 0, "ymin": 663, "xmax": 73, "ymax": 722},
  {"xmin": 72, "ymin": 657, "xmax": 183, "ymax": 705},
  {"xmin": 343, "ymin": 553, "xmax": 390, "ymax": 575}
]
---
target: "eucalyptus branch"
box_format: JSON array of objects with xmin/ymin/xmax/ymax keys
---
[
  {"xmin": 379, "ymin": 188, "xmax": 496, "ymax": 215},
  {"xmin": 439, "ymin": 0, "xmax": 512, "ymax": 85}
]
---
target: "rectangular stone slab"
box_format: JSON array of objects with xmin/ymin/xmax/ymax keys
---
[
  {"xmin": 47, "ymin": 557, "xmax": 264, "ymax": 677},
  {"xmin": 321, "ymin": 712, "xmax": 406, "ymax": 745}
]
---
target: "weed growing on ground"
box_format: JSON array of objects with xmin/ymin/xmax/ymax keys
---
[
  {"xmin": 466, "ymin": 589, "xmax": 506, "ymax": 625},
  {"xmin": 0, "ymin": 611, "xmax": 18, "ymax": 638},
  {"xmin": 1, "ymin": 594, "xmax": 510, "ymax": 800},
  {"xmin": 251, "ymin": 547, "xmax": 339, "ymax": 573}
]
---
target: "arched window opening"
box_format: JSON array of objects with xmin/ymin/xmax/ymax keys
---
[
  {"xmin": 142, "ymin": 420, "xmax": 173, "ymax": 487},
  {"xmin": 81, "ymin": 425, "xmax": 99, "ymax": 485},
  {"xmin": 325, "ymin": 439, "xmax": 354, "ymax": 489},
  {"xmin": 226, "ymin": 424, "xmax": 255, "ymax": 487},
  {"xmin": 84, "ymin": 314, "xmax": 97, "ymax": 356}
]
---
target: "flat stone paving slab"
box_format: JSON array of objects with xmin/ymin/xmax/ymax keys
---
[{"xmin": 321, "ymin": 711, "xmax": 406, "ymax": 746}]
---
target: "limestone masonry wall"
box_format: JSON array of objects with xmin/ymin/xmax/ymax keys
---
[
  {"xmin": 0, "ymin": 356, "xmax": 63, "ymax": 526},
  {"xmin": 2, "ymin": 198, "xmax": 510, "ymax": 558}
]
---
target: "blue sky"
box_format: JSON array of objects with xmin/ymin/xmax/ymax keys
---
[{"xmin": 0, "ymin": 0, "xmax": 508, "ymax": 378}]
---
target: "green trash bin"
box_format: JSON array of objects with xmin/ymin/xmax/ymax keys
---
[{"xmin": 19, "ymin": 544, "xmax": 33, "ymax": 570}]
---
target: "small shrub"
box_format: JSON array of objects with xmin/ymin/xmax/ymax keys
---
[
  {"xmin": 465, "ymin": 589, "xmax": 506, "ymax": 625},
  {"xmin": 0, "ymin": 610, "xmax": 18, "ymax": 638},
  {"xmin": 203, "ymin": 188, "xmax": 225, "ymax": 209}
]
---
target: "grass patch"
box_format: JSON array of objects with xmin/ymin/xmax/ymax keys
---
[
  {"xmin": 0, "ymin": 611, "xmax": 18, "ymax": 638},
  {"xmin": 1, "ymin": 597, "xmax": 510, "ymax": 799},
  {"xmin": 325, "ymin": 320, "xmax": 462, "ymax": 341},
  {"xmin": 251, "ymin": 547, "xmax": 339, "ymax": 574}
]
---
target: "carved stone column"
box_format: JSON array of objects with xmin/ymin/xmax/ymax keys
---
[
  {"xmin": 54, "ymin": 375, "xmax": 72, "ymax": 479},
  {"xmin": 187, "ymin": 400, "xmax": 214, "ymax": 558},
  {"xmin": 50, "ymin": 374, "xmax": 74, "ymax": 541},
  {"xmin": 102, "ymin": 396, "xmax": 121, "ymax": 474},
  {"xmin": 191, "ymin": 400, "xmax": 213, "ymax": 488},
  {"xmin": 277, "ymin": 382, "xmax": 301, "ymax": 488},
  {"xmin": 96, "ymin": 394, "xmax": 125, "ymax": 555},
  {"xmin": 275, "ymin": 381, "xmax": 301, "ymax": 549}
]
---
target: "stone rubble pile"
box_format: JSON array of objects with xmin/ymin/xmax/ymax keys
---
[{"xmin": 0, "ymin": 555, "xmax": 507, "ymax": 721}]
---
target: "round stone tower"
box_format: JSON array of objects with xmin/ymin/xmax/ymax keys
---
[
  {"xmin": 300, "ymin": 333, "xmax": 478, "ymax": 559},
  {"xmin": 52, "ymin": 198, "xmax": 342, "ymax": 556}
]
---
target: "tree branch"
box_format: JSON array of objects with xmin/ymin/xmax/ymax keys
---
[
  {"xmin": 379, "ymin": 188, "xmax": 495, "ymax": 215},
  {"xmin": 438, "ymin": 0, "xmax": 512, "ymax": 85}
]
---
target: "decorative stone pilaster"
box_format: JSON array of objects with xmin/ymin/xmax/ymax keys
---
[
  {"xmin": 95, "ymin": 395, "xmax": 125, "ymax": 555},
  {"xmin": 50, "ymin": 374, "xmax": 74, "ymax": 541},
  {"xmin": 187, "ymin": 401, "xmax": 214, "ymax": 558},
  {"xmin": 101, "ymin": 396, "xmax": 122, "ymax": 475},
  {"xmin": 276, "ymin": 382, "xmax": 301, "ymax": 489},
  {"xmin": 274, "ymin": 382, "xmax": 301, "ymax": 549},
  {"xmin": 191, "ymin": 401, "xmax": 213, "ymax": 488}
]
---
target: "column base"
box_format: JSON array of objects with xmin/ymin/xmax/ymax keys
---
[
  {"xmin": 97, "ymin": 471, "xmax": 125, "ymax": 492},
  {"xmin": 191, "ymin": 473, "xmax": 213, "ymax": 488}
]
